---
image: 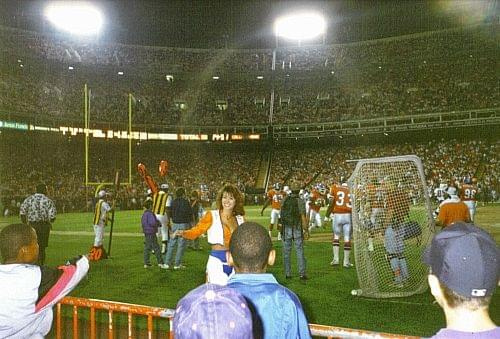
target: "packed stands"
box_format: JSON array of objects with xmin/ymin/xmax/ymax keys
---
[{"xmin": 0, "ymin": 24, "xmax": 497, "ymax": 125}]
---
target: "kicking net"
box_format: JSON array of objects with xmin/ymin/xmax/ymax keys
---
[{"xmin": 348, "ymin": 155, "xmax": 435, "ymax": 298}]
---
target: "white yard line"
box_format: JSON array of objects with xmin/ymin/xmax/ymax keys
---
[
  {"xmin": 51, "ymin": 230, "xmax": 143, "ymax": 237},
  {"xmin": 356, "ymin": 297, "xmax": 434, "ymax": 307}
]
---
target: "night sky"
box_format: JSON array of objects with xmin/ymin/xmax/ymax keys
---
[{"xmin": 0, "ymin": 0, "xmax": 497, "ymax": 48}]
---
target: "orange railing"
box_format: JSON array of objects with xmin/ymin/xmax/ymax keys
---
[
  {"xmin": 56, "ymin": 296, "xmax": 174, "ymax": 339},
  {"xmin": 57, "ymin": 297, "xmax": 420, "ymax": 339}
]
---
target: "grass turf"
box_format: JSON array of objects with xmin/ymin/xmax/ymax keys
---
[{"xmin": 1, "ymin": 204, "xmax": 498, "ymax": 337}]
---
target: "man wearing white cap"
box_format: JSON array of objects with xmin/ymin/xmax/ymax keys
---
[
  {"xmin": 91, "ymin": 190, "xmax": 112, "ymax": 259},
  {"xmin": 437, "ymin": 186, "xmax": 470, "ymax": 228}
]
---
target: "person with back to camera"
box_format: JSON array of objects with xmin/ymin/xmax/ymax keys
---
[
  {"xmin": 437, "ymin": 186, "xmax": 470, "ymax": 228},
  {"xmin": 280, "ymin": 186, "xmax": 308, "ymax": 280},
  {"xmin": 174, "ymin": 183, "xmax": 245, "ymax": 285},
  {"xmin": 141, "ymin": 199, "xmax": 168, "ymax": 269},
  {"xmin": 227, "ymin": 221, "xmax": 311, "ymax": 339},
  {"xmin": 423, "ymin": 221, "xmax": 499, "ymax": 338},
  {"xmin": 0, "ymin": 223, "xmax": 89, "ymax": 338},
  {"xmin": 164, "ymin": 187, "xmax": 192, "ymax": 270},
  {"xmin": 173, "ymin": 283, "xmax": 254, "ymax": 339},
  {"xmin": 19, "ymin": 183, "xmax": 56, "ymax": 265}
]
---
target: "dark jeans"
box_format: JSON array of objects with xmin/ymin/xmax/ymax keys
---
[
  {"xmin": 30, "ymin": 221, "xmax": 51, "ymax": 265},
  {"xmin": 144, "ymin": 234, "xmax": 163, "ymax": 265}
]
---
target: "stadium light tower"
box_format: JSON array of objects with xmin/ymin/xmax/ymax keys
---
[
  {"xmin": 267, "ymin": 12, "xmax": 326, "ymax": 126},
  {"xmin": 45, "ymin": 1, "xmax": 104, "ymax": 36}
]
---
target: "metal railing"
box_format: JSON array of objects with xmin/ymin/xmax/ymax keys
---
[{"xmin": 57, "ymin": 296, "xmax": 420, "ymax": 339}]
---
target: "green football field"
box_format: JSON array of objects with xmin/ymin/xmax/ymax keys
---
[{"xmin": 1, "ymin": 204, "xmax": 498, "ymax": 337}]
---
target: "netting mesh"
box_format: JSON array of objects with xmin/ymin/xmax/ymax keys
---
[{"xmin": 348, "ymin": 155, "xmax": 435, "ymax": 298}]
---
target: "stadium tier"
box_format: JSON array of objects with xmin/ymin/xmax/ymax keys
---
[{"xmin": 0, "ymin": 24, "xmax": 497, "ymax": 125}]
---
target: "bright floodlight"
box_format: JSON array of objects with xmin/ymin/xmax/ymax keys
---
[
  {"xmin": 274, "ymin": 12, "xmax": 326, "ymax": 40},
  {"xmin": 45, "ymin": 2, "xmax": 103, "ymax": 35}
]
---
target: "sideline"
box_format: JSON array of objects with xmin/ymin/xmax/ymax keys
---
[{"xmin": 52, "ymin": 230, "xmax": 143, "ymax": 237}]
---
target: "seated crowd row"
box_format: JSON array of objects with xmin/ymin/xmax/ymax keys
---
[{"xmin": 0, "ymin": 24, "xmax": 497, "ymax": 125}]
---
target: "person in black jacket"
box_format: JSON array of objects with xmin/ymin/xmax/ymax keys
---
[{"xmin": 164, "ymin": 187, "xmax": 193, "ymax": 269}]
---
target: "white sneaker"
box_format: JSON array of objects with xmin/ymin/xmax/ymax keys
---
[
  {"xmin": 330, "ymin": 260, "xmax": 339, "ymax": 266},
  {"xmin": 343, "ymin": 263, "xmax": 354, "ymax": 268},
  {"xmin": 158, "ymin": 264, "xmax": 169, "ymax": 269},
  {"xmin": 174, "ymin": 265, "xmax": 186, "ymax": 270},
  {"xmin": 277, "ymin": 232, "xmax": 282, "ymax": 241}
]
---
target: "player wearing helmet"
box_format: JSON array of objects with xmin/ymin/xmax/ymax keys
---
[
  {"xmin": 459, "ymin": 178, "xmax": 479, "ymax": 222},
  {"xmin": 308, "ymin": 184, "xmax": 327, "ymax": 232},
  {"xmin": 153, "ymin": 183, "xmax": 172, "ymax": 254},
  {"xmin": 261, "ymin": 183, "xmax": 285, "ymax": 240},
  {"xmin": 90, "ymin": 190, "xmax": 112, "ymax": 260},
  {"xmin": 325, "ymin": 182, "xmax": 353, "ymax": 268},
  {"xmin": 199, "ymin": 184, "xmax": 211, "ymax": 210}
]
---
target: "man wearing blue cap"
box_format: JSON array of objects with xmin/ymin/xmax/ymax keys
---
[{"xmin": 424, "ymin": 222, "xmax": 499, "ymax": 338}]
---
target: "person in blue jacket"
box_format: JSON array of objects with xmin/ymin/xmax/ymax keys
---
[{"xmin": 227, "ymin": 222, "xmax": 311, "ymax": 339}]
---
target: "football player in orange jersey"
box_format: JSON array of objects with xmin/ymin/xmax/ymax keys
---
[
  {"xmin": 308, "ymin": 184, "xmax": 327, "ymax": 233},
  {"xmin": 459, "ymin": 177, "xmax": 479, "ymax": 222},
  {"xmin": 325, "ymin": 182, "xmax": 353, "ymax": 268},
  {"xmin": 261, "ymin": 183, "xmax": 285, "ymax": 240},
  {"xmin": 437, "ymin": 186, "xmax": 470, "ymax": 228}
]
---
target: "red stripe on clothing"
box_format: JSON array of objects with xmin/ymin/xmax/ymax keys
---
[{"xmin": 35, "ymin": 265, "xmax": 76, "ymax": 312}]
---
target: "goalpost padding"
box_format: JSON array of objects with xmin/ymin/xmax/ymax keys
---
[{"xmin": 348, "ymin": 155, "xmax": 435, "ymax": 298}]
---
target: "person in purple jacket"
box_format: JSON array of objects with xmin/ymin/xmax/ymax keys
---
[{"xmin": 142, "ymin": 199, "xmax": 168, "ymax": 269}]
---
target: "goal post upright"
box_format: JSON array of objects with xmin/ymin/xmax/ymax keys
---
[{"xmin": 83, "ymin": 84, "xmax": 133, "ymax": 190}]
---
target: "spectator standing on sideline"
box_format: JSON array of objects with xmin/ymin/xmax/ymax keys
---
[
  {"xmin": 165, "ymin": 187, "xmax": 192, "ymax": 270},
  {"xmin": 141, "ymin": 199, "xmax": 168, "ymax": 269},
  {"xmin": 280, "ymin": 186, "xmax": 308, "ymax": 280},
  {"xmin": 19, "ymin": 183, "xmax": 56, "ymax": 265},
  {"xmin": 173, "ymin": 283, "xmax": 253, "ymax": 339},
  {"xmin": 227, "ymin": 222, "xmax": 311, "ymax": 339},
  {"xmin": 424, "ymin": 222, "xmax": 499, "ymax": 338},
  {"xmin": 0, "ymin": 223, "xmax": 89, "ymax": 338},
  {"xmin": 437, "ymin": 186, "xmax": 470, "ymax": 228},
  {"xmin": 175, "ymin": 184, "xmax": 245, "ymax": 285}
]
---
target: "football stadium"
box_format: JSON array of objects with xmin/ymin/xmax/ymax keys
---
[{"xmin": 0, "ymin": 1, "xmax": 499, "ymax": 338}]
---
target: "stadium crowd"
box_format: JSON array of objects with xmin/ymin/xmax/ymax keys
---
[
  {"xmin": 0, "ymin": 24, "xmax": 497, "ymax": 126},
  {"xmin": 1, "ymin": 129, "xmax": 498, "ymax": 214}
]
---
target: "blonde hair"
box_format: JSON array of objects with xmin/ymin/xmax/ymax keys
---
[{"xmin": 216, "ymin": 184, "xmax": 245, "ymax": 216}]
